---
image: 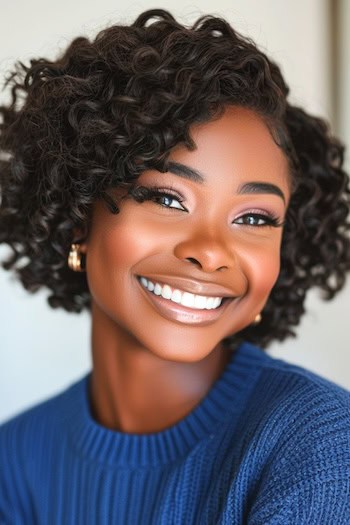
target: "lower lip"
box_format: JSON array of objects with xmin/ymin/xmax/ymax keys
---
[{"xmin": 136, "ymin": 277, "xmax": 234, "ymax": 326}]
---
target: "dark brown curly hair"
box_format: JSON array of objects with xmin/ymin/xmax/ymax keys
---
[{"xmin": 0, "ymin": 8, "xmax": 349, "ymax": 349}]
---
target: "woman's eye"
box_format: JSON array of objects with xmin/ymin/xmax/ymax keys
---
[
  {"xmin": 234, "ymin": 213, "xmax": 281, "ymax": 227},
  {"xmin": 153, "ymin": 193, "xmax": 184, "ymax": 210},
  {"xmin": 129, "ymin": 187, "xmax": 282, "ymax": 226},
  {"xmin": 128, "ymin": 186, "xmax": 186, "ymax": 211}
]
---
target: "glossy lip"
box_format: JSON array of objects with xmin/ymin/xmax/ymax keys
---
[
  {"xmin": 136, "ymin": 276, "xmax": 236, "ymax": 326},
  {"xmin": 137, "ymin": 274, "xmax": 236, "ymax": 298}
]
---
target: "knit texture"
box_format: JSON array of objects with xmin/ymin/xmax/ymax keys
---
[{"xmin": 1, "ymin": 342, "xmax": 349, "ymax": 524}]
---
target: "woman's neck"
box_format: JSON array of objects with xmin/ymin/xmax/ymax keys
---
[{"xmin": 89, "ymin": 302, "xmax": 232, "ymax": 434}]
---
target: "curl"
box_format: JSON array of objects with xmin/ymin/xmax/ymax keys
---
[{"xmin": 0, "ymin": 9, "xmax": 349, "ymax": 347}]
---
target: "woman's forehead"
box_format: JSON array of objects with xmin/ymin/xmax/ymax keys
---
[{"xmin": 160, "ymin": 106, "xmax": 291, "ymax": 196}]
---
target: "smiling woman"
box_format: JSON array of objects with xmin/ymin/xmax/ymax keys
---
[
  {"xmin": 80, "ymin": 107, "xmax": 290, "ymax": 371},
  {"xmin": 0, "ymin": 8, "xmax": 350, "ymax": 525}
]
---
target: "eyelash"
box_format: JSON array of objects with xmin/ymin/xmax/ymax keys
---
[
  {"xmin": 128, "ymin": 185, "xmax": 185, "ymax": 208},
  {"xmin": 128, "ymin": 185, "xmax": 284, "ymax": 228}
]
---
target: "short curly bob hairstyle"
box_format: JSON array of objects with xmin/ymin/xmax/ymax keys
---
[{"xmin": 0, "ymin": 9, "xmax": 350, "ymax": 349}]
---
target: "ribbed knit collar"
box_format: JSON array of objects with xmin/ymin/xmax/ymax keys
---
[{"xmin": 63, "ymin": 342, "xmax": 266, "ymax": 468}]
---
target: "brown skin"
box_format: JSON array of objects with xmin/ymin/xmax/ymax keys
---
[{"xmin": 78, "ymin": 106, "xmax": 291, "ymax": 434}]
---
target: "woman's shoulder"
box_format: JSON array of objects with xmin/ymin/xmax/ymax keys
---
[
  {"xmin": 238, "ymin": 344, "xmax": 350, "ymax": 483},
  {"xmin": 243, "ymin": 342, "xmax": 350, "ymax": 405},
  {"xmin": 0, "ymin": 375, "xmax": 89, "ymax": 520},
  {"xmin": 234, "ymin": 345, "xmax": 350, "ymax": 522},
  {"xmin": 0, "ymin": 374, "xmax": 88, "ymax": 453},
  {"xmin": 238, "ymin": 343, "xmax": 350, "ymax": 468}
]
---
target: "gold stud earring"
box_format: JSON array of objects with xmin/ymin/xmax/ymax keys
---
[
  {"xmin": 253, "ymin": 313, "xmax": 262, "ymax": 325},
  {"xmin": 67, "ymin": 243, "xmax": 86, "ymax": 272}
]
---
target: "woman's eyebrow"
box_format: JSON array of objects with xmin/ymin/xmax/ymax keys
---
[
  {"xmin": 166, "ymin": 161, "xmax": 204, "ymax": 183},
  {"xmin": 166, "ymin": 161, "xmax": 286, "ymax": 203},
  {"xmin": 237, "ymin": 182, "xmax": 286, "ymax": 203}
]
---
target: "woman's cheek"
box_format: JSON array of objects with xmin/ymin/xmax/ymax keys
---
[
  {"xmin": 260, "ymin": 254, "xmax": 281, "ymax": 295},
  {"xmin": 242, "ymin": 244, "xmax": 282, "ymax": 299}
]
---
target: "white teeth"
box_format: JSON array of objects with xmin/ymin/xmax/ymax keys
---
[
  {"xmin": 206, "ymin": 297, "xmax": 215, "ymax": 309},
  {"xmin": 171, "ymin": 289, "xmax": 182, "ymax": 303},
  {"xmin": 181, "ymin": 292, "xmax": 195, "ymax": 308},
  {"xmin": 139, "ymin": 277, "xmax": 224, "ymax": 310},
  {"xmin": 140, "ymin": 277, "xmax": 148, "ymax": 288},
  {"xmin": 194, "ymin": 294, "xmax": 207, "ymax": 309},
  {"xmin": 154, "ymin": 283, "xmax": 162, "ymax": 295},
  {"xmin": 161, "ymin": 285, "xmax": 172, "ymax": 300}
]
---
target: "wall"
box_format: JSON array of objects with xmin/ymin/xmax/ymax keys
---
[
  {"xmin": 1, "ymin": 0, "xmax": 349, "ymax": 424},
  {"xmin": 338, "ymin": 0, "xmax": 350, "ymax": 153}
]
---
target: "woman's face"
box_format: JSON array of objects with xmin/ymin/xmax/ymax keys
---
[{"xmin": 82, "ymin": 106, "xmax": 291, "ymax": 362}]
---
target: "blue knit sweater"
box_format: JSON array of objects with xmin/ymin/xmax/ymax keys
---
[{"xmin": 1, "ymin": 342, "xmax": 349, "ymax": 524}]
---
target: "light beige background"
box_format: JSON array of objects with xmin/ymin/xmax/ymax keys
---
[{"xmin": 0, "ymin": 0, "xmax": 349, "ymax": 423}]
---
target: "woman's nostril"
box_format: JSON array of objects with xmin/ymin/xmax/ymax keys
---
[{"xmin": 186, "ymin": 258, "xmax": 199, "ymax": 265}]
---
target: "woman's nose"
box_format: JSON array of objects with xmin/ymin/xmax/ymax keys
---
[{"xmin": 173, "ymin": 230, "xmax": 236, "ymax": 273}]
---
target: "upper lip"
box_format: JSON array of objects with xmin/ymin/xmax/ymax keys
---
[{"xmin": 138, "ymin": 274, "xmax": 236, "ymax": 298}]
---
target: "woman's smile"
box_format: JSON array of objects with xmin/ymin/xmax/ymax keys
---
[
  {"xmin": 138, "ymin": 276, "xmax": 225, "ymax": 309},
  {"xmin": 136, "ymin": 275, "xmax": 236, "ymax": 326}
]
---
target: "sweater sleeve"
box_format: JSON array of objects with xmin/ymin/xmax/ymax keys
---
[
  {"xmin": 246, "ymin": 378, "xmax": 350, "ymax": 525},
  {"xmin": 247, "ymin": 479, "xmax": 350, "ymax": 524},
  {"xmin": 0, "ymin": 429, "xmax": 28, "ymax": 524}
]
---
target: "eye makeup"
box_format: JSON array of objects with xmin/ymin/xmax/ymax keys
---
[
  {"xmin": 127, "ymin": 184, "xmax": 185, "ymax": 208},
  {"xmin": 233, "ymin": 212, "xmax": 284, "ymax": 228},
  {"xmin": 128, "ymin": 184, "xmax": 285, "ymax": 228}
]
